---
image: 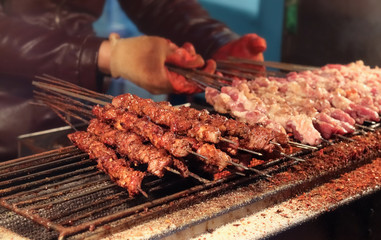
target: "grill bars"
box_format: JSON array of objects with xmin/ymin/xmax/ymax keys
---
[
  {"xmin": 2, "ymin": 117, "xmax": 379, "ymax": 239},
  {"xmin": 0, "ymin": 144, "xmax": 308, "ymax": 239}
]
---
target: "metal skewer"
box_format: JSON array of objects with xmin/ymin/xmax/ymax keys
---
[
  {"xmin": 237, "ymin": 147, "xmax": 264, "ymax": 156},
  {"xmin": 287, "ymin": 141, "xmax": 318, "ymax": 150},
  {"xmin": 279, "ymin": 152, "xmax": 305, "ymax": 162},
  {"xmin": 165, "ymin": 167, "xmax": 210, "ymax": 184},
  {"xmin": 219, "ymin": 137, "xmax": 237, "ymax": 145},
  {"xmin": 227, "ymin": 160, "xmax": 271, "ymax": 178},
  {"xmin": 187, "ymin": 150, "xmax": 207, "ymax": 160},
  {"xmin": 168, "ymin": 66, "xmax": 233, "ymax": 83},
  {"xmin": 33, "ymin": 81, "xmax": 110, "ymax": 106},
  {"xmin": 355, "ymin": 124, "xmax": 375, "ymax": 132},
  {"xmin": 38, "ymin": 74, "xmax": 114, "ymax": 101},
  {"xmin": 188, "ymin": 172, "xmax": 211, "ymax": 184},
  {"xmin": 222, "ymin": 57, "xmax": 319, "ymax": 72},
  {"xmin": 269, "ymin": 141, "xmax": 282, "ymax": 147},
  {"xmin": 220, "ymin": 137, "xmax": 263, "ymax": 156},
  {"xmin": 363, "ymin": 120, "xmax": 376, "ymax": 125},
  {"xmin": 234, "ymin": 172, "xmax": 246, "ymax": 177},
  {"xmin": 137, "ymin": 187, "xmax": 148, "ymax": 198},
  {"xmin": 333, "ymin": 134, "xmax": 355, "ymax": 142},
  {"xmin": 320, "ymin": 138, "xmax": 333, "ymax": 145}
]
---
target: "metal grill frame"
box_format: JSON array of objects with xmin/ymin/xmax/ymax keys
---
[
  {"xmin": 2, "ymin": 123, "xmax": 381, "ymax": 240},
  {"xmin": 0, "ymin": 142, "xmax": 316, "ymax": 240}
]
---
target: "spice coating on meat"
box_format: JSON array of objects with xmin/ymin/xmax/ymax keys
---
[
  {"xmin": 112, "ymin": 93, "xmax": 287, "ymax": 152},
  {"xmin": 93, "ymin": 104, "xmax": 191, "ymax": 158},
  {"xmin": 67, "ymin": 131, "xmax": 145, "ymax": 196},
  {"xmin": 93, "ymin": 105, "xmax": 237, "ymax": 171},
  {"xmin": 112, "ymin": 94, "xmax": 192, "ymax": 133},
  {"xmin": 176, "ymin": 104, "xmax": 288, "ymax": 151},
  {"xmin": 87, "ymin": 119, "xmax": 178, "ymax": 177},
  {"xmin": 192, "ymin": 124, "xmax": 221, "ymax": 143},
  {"xmin": 196, "ymin": 143, "xmax": 230, "ymax": 170}
]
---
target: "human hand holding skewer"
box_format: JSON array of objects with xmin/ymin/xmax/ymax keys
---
[{"xmin": 98, "ymin": 33, "xmax": 208, "ymax": 95}]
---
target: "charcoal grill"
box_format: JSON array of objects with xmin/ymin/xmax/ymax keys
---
[
  {"xmin": 1, "ymin": 121, "xmax": 381, "ymax": 239},
  {"xmin": 0, "ymin": 143, "xmax": 301, "ymax": 239}
]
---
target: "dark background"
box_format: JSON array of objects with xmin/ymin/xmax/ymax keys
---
[{"xmin": 281, "ymin": 0, "xmax": 381, "ymax": 67}]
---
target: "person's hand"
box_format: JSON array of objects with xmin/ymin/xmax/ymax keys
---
[
  {"xmin": 107, "ymin": 33, "xmax": 205, "ymax": 94},
  {"xmin": 168, "ymin": 59, "xmax": 217, "ymax": 94},
  {"xmin": 212, "ymin": 34, "xmax": 266, "ymax": 71}
]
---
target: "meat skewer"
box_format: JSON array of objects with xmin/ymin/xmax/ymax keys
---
[
  {"xmin": 93, "ymin": 104, "xmax": 240, "ymax": 171},
  {"xmin": 87, "ymin": 118, "xmax": 189, "ymax": 178},
  {"xmin": 111, "ymin": 93, "xmax": 288, "ymax": 153},
  {"xmin": 67, "ymin": 131, "xmax": 146, "ymax": 197},
  {"xmin": 92, "ymin": 104, "xmax": 192, "ymax": 158},
  {"xmin": 111, "ymin": 93, "xmax": 222, "ymax": 143},
  {"xmin": 169, "ymin": 105, "xmax": 289, "ymax": 152}
]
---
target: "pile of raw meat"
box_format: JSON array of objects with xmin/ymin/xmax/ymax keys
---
[{"xmin": 206, "ymin": 61, "xmax": 381, "ymax": 145}]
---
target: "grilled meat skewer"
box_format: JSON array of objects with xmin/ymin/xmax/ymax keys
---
[
  {"xmin": 93, "ymin": 104, "xmax": 234, "ymax": 171},
  {"xmin": 160, "ymin": 103, "xmax": 288, "ymax": 152},
  {"xmin": 87, "ymin": 119, "xmax": 189, "ymax": 178},
  {"xmin": 111, "ymin": 94, "xmax": 221, "ymax": 143},
  {"xmin": 111, "ymin": 93, "xmax": 288, "ymax": 152},
  {"xmin": 93, "ymin": 104, "xmax": 192, "ymax": 158},
  {"xmin": 67, "ymin": 131, "xmax": 146, "ymax": 196}
]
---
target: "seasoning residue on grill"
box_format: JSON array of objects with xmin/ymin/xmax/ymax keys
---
[
  {"xmin": 88, "ymin": 134, "xmax": 381, "ymax": 240},
  {"xmin": 191, "ymin": 158, "xmax": 381, "ymax": 240},
  {"xmin": 2, "ymin": 126, "xmax": 381, "ymax": 239}
]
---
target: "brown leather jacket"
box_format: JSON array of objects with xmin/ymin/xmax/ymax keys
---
[{"xmin": 0, "ymin": 0, "xmax": 239, "ymax": 160}]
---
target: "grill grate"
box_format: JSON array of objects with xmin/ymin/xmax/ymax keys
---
[{"xmin": 0, "ymin": 142, "xmax": 314, "ymax": 239}]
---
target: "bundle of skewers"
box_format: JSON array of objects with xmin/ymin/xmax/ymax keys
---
[
  {"xmin": 34, "ymin": 58, "xmax": 381, "ymax": 198},
  {"xmin": 33, "ymin": 73, "xmax": 317, "ymax": 198}
]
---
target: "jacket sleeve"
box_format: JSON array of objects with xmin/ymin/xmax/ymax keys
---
[
  {"xmin": 0, "ymin": 6, "xmax": 105, "ymax": 91},
  {"xmin": 118, "ymin": 0, "xmax": 240, "ymax": 59}
]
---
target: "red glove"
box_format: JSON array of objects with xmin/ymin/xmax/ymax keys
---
[
  {"xmin": 166, "ymin": 42, "xmax": 204, "ymax": 68},
  {"xmin": 212, "ymin": 34, "xmax": 266, "ymax": 71},
  {"xmin": 167, "ymin": 59, "xmax": 217, "ymax": 94},
  {"xmin": 166, "ymin": 43, "xmax": 217, "ymax": 94}
]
